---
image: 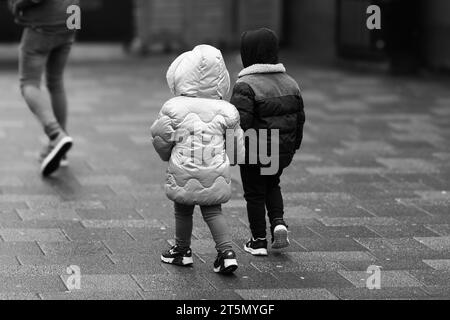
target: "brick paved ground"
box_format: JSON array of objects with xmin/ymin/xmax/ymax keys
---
[{"xmin": 0, "ymin": 48, "xmax": 449, "ymax": 300}]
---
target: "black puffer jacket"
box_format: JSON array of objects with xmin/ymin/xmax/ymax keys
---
[{"xmin": 230, "ymin": 28, "xmax": 305, "ymax": 169}]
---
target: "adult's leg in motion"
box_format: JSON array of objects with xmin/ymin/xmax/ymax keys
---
[
  {"xmin": 46, "ymin": 38, "xmax": 74, "ymax": 132},
  {"xmin": 19, "ymin": 28, "xmax": 61, "ymax": 139}
]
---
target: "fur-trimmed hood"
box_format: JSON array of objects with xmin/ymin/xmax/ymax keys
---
[{"xmin": 238, "ymin": 63, "xmax": 286, "ymax": 78}]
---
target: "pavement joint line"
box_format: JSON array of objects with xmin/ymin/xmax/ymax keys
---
[
  {"xmin": 396, "ymin": 199, "xmax": 435, "ymax": 217},
  {"xmin": 130, "ymin": 274, "xmax": 146, "ymax": 292}
]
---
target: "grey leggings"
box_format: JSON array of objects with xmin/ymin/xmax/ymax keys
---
[
  {"xmin": 19, "ymin": 27, "xmax": 75, "ymax": 135},
  {"xmin": 174, "ymin": 202, "xmax": 233, "ymax": 253}
]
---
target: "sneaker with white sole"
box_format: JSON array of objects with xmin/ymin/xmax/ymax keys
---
[
  {"xmin": 213, "ymin": 250, "xmax": 238, "ymax": 274},
  {"xmin": 40, "ymin": 132, "xmax": 73, "ymax": 177},
  {"xmin": 161, "ymin": 245, "xmax": 193, "ymax": 266},
  {"xmin": 60, "ymin": 155, "xmax": 69, "ymax": 167},
  {"xmin": 244, "ymin": 238, "xmax": 268, "ymax": 256},
  {"xmin": 272, "ymin": 225, "xmax": 290, "ymax": 249}
]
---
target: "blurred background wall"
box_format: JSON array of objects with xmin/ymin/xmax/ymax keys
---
[{"xmin": 0, "ymin": 0, "xmax": 449, "ymax": 71}]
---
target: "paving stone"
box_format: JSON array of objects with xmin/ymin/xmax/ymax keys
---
[
  {"xmin": 294, "ymin": 238, "xmax": 367, "ymax": 252},
  {"xmin": 75, "ymin": 208, "xmax": 143, "ymax": 220},
  {"xmin": 355, "ymin": 238, "xmax": 441, "ymax": 260},
  {"xmin": 318, "ymin": 217, "xmax": 400, "ymax": 227},
  {"xmin": 38, "ymin": 241, "xmax": 111, "ymax": 256},
  {"xmin": 415, "ymin": 237, "xmax": 450, "ymax": 252},
  {"xmin": 0, "ymin": 255, "xmax": 19, "ymax": 266},
  {"xmin": 329, "ymin": 287, "xmax": 429, "ymax": 300},
  {"xmin": 423, "ymin": 260, "xmax": 450, "ymax": 271},
  {"xmin": 421, "ymin": 286, "xmax": 450, "ymax": 298},
  {"xmin": 0, "ymin": 276, "xmax": 67, "ymax": 293},
  {"xmin": 60, "ymin": 274, "xmax": 141, "ymax": 292},
  {"xmin": 78, "ymin": 175, "xmax": 132, "ymax": 186},
  {"xmin": 81, "ymin": 219, "xmax": 165, "ymax": 229},
  {"xmin": 62, "ymin": 227, "xmax": 133, "ymax": 242},
  {"xmin": 0, "ymin": 293, "xmax": 40, "ymax": 300},
  {"xmin": 376, "ymin": 158, "xmax": 438, "ymax": 173},
  {"xmin": 308, "ymin": 225, "xmax": 381, "ymax": 238},
  {"xmin": 0, "ymin": 242, "xmax": 44, "ymax": 256},
  {"xmin": 338, "ymin": 270, "xmax": 423, "ymax": 288},
  {"xmin": 41, "ymin": 291, "xmax": 142, "ymax": 300},
  {"xmin": 425, "ymin": 225, "xmax": 450, "ymax": 236},
  {"xmin": 306, "ymin": 167, "xmax": 384, "ymax": 175},
  {"xmin": 108, "ymin": 254, "xmax": 169, "ymax": 275},
  {"xmin": 273, "ymin": 271, "xmax": 354, "ymax": 289},
  {"xmin": 103, "ymin": 239, "xmax": 168, "ymax": 255},
  {"xmin": 288, "ymin": 251, "xmax": 376, "ymax": 262},
  {"xmin": 140, "ymin": 290, "xmax": 241, "ymax": 300},
  {"xmin": 367, "ymin": 224, "xmax": 440, "ymax": 238},
  {"xmin": 359, "ymin": 201, "xmax": 430, "ymax": 218},
  {"xmin": 133, "ymin": 274, "xmax": 214, "ymax": 291},
  {"xmin": 235, "ymin": 288, "xmax": 338, "ymax": 300},
  {"xmin": 408, "ymin": 270, "xmax": 450, "ymax": 286},
  {"xmin": 343, "ymin": 256, "xmax": 433, "ymax": 271},
  {"xmin": 203, "ymin": 271, "xmax": 284, "ymax": 290},
  {"xmin": 0, "ymin": 228, "xmax": 67, "ymax": 242},
  {"xmin": 18, "ymin": 254, "xmax": 117, "ymax": 276},
  {"xmin": 17, "ymin": 209, "xmax": 80, "ymax": 221},
  {"xmin": 251, "ymin": 260, "xmax": 344, "ymax": 273}
]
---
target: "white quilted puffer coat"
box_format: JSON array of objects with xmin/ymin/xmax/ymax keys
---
[{"xmin": 151, "ymin": 45, "xmax": 245, "ymax": 206}]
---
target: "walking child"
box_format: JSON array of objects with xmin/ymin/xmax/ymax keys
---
[
  {"xmin": 9, "ymin": 0, "xmax": 79, "ymax": 176},
  {"xmin": 230, "ymin": 28, "xmax": 306, "ymax": 256},
  {"xmin": 151, "ymin": 45, "xmax": 245, "ymax": 274}
]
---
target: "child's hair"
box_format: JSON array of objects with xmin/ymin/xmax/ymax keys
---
[{"xmin": 240, "ymin": 28, "xmax": 279, "ymax": 68}]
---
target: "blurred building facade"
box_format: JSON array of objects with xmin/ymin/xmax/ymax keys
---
[{"xmin": 0, "ymin": 0, "xmax": 448, "ymax": 71}]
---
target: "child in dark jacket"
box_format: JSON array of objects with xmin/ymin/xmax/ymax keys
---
[
  {"xmin": 9, "ymin": 0, "xmax": 79, "ymax": 176},
  {"xmin": 230, "ymin": 28, "xmax": 306, "ymax": 256}
]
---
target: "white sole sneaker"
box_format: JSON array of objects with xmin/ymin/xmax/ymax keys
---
[
  {"xmin": 272, "ymin": 225, "xmax": 290, "ymax": 249},
  {"xmin": 213, "ymin": 259, "xmax": 238, "ymax": 274},
  {"xmin": 60, "ymin": 158, "xmax": 69, "ymax": 167},
  {"xmin": 41, "ymin": 136, "xmax": 73, "ymax": 177},
  {"xmin": 160, "ymin": 255, "xmax": 193, "ymax": 266},
  {"xmin": 244, "ymin": 245, "xmax": 268, "ymax": 256}
]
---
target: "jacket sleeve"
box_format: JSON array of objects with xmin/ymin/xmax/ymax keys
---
[
  {"xmin": 223, "ymin": 106, "xmax": 246, "ymax": 166},
  {"xmin": 226, "ymin": 123, "xmax": 245, "ymax": 166},
  {"xmin": 295, "ymin": 95, "xmax": 306, "ymax": 150},
  {"xmin": 230, "ymin": 82, "xmax": 255, "ymax": 131},
  {"xmin": 150, "ymin": 112, "xmax": 175, "ymax": 162}
]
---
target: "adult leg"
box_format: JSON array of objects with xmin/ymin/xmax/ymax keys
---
[
  {"xmin": 19, "ymin": 28, "xmax": 61, "ymax": 139},
  {"xmin": 174, "ymin": 202, "xmax": 195, "ymax": 249},
  {"xmin": 240, "ymin": 165, "xmax": 267, "ymax": 239},
  {"xmin": 200, "ymin": 205, "xmax": 233, "ymax": 252},
  {"xmin": 46, "ymin": 35, "xmax": 75, "ymax": 131}
]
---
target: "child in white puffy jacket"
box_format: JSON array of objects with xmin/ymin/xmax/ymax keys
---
[{"xmin": 151, "ymin": 45, "xmax": 245, "ymax": 274}]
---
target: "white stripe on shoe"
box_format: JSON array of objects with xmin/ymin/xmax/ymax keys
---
[{"xmin": 40, "ymin": 136, "xmax": 73, "ymax": 177}]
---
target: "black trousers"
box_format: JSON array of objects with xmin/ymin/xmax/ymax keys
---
[{"xmin": 240, "ymin": 165, "xmax": 286, "ymax": 239}]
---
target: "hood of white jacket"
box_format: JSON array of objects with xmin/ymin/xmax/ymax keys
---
[{"xmin": 166, "ymin": 45, "xmax": 230, "ymax": 99}]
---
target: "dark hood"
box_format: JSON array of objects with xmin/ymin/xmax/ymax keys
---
[{"xmin": 240, "ymin": 28, "xmax": 279, "ymax": 68}]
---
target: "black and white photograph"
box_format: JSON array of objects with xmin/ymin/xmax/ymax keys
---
[{"xmin": 0, "ymin": 0, "xmax": 449, "ymax": 309}]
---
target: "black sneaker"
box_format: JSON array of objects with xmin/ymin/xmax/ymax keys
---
[
  {"xmin": 244, "ymin": 238, "xmax": 268, "ymax": 256},
  {"xmin": 214, "ymin": 250, "xmax": 238, "ymax": 274},
  {"xmin": 40, "ymin": 132, "xmax": 73, "ymax": 177},
  {"xmin": 161, "ymin": 245, "xmax": 193, "ymax": 266}
]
